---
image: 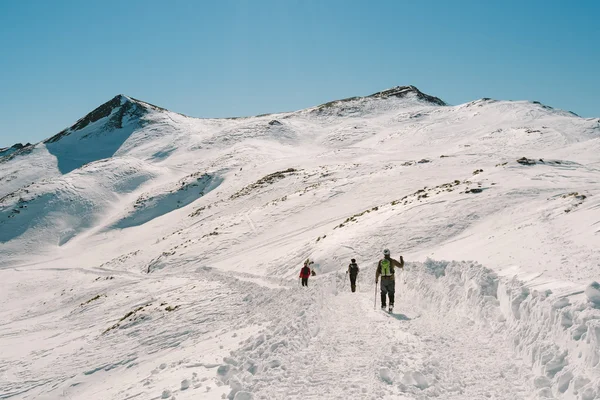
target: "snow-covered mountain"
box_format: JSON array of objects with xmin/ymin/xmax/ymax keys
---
[{"xmin": 1, "ymin": 86, "xmax": 600, "ymax": 400}]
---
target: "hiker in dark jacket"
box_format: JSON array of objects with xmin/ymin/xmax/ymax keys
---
[
  {"xmin": 299, "ymin": 259, "xmax": 313, "ymax": 287},
  {"xmin": 347, "ymin": 258, "xmax": 360, "ymax": 292},
  {"xmin": 375, "ymin": 249, "xmax": 404, "ymax": 312}
]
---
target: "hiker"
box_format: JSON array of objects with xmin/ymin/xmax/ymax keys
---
[
  {"xmin": 347, "ymin": 258, "xmax": 359, "ymax": 292},
  {"xmin": 299, "ymin": 259, "xmax": 313, "ymax": 287},
  {"xmin": 375, "ymin": 249, "xmax": 404, "ymax": 312}
]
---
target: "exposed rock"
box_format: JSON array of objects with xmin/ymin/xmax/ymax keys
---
[
  {"xmin": 368, "ymin": 85, "xmax": 446, "ymax": 106},
  {"xmin": 44, "ymin": 95, "xmax": 153, "ymax": 144},
  {"xmin": 0, "ymin": 142, "xmax": 35, "ymax": 164},
  {"xmin": 230, "ymin": 168, "xmax": 297, "ymax": 200},
  {"xmin": 517, "ymin": 157, "xmax": 536, "ymax": 165},
  {"xmin": 315, "ymin": 85, "xmax": 446, "ymax": 111},
  {"xmin": 0, "ymin": 142, "xmax": 30, "ymax": 154}
]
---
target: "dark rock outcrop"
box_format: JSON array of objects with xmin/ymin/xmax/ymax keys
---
[
  {"xmin": 315, "ymin": 85, "xmax": 446, "ymax": 111},
  {"xmin": 44, "ymin": 95, "xmax": 156, "ymax": 144},
  {"xmin": 366, "ymin": 85, "xmax": 446, "ymax": 106},
  {"xmin": 517, "ymin": 157, "xmax": 537, "ymax": 166},
  {"xmin": 0, "ymin": 143, "xmax": 35, "ymax": 163}
]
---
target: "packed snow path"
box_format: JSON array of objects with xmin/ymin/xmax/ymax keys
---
[
  {"xmin": 5, "ymin": 260, "xmax": 600, "ymax": 399},
  {"xmin": 221, "ymin": 271, "xmax": 534, "ymax": 400}
]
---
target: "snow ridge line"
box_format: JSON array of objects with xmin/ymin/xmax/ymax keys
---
[{"xmin": 402, "ymin": 259, "xmax": 600, "ymax": 399}]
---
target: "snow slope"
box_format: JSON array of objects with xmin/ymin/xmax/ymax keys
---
[{"xmin": 1, "ymin": 86, "xmax": 599, "ymax": 399}]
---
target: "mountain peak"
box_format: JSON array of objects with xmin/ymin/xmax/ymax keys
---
[
  {"xmin": 0, "ymin": 142, "xmax": 33, "ymax": 159},
  {"xmin": 366, "ymin": 85, "xmax": 446, "ymax": 106},
  {"xmin": 315, "ymin": 85, "xmax": 446, "ymax": 112},
  {"xmin": 118, "ymin": 94, "xmax": 169, "ymax": 112},
  {"xmin": 43, "ymin": 94, "xmax": 165, "ymax": 145},
  {"xmin": 114, "ymin": 94, "xmax": 152, "ymax": 108}
]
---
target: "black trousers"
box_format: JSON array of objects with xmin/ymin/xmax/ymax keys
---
[
  {"xmin": 301, "ymin": 278, "xmax": 308, "ymax": 286},
  {"xmin": 380, "ymin": 278, "xmax": 395, "ymax": 306},
  {"xmin": 350, "ymin": 275, "xmax": 357, "ymax": 292}
]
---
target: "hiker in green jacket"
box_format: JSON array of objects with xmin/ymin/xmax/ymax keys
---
[{"xmin": 375, "ymin": 249, "xmax": 404, "ymax": 312}]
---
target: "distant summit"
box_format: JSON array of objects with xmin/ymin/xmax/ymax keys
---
[
  {"xmin": 315, "ymin": 85, "xmax": 446, "ymax": 111},
  {"xmin": 44, "ymin": 95, "xmax": 166, "ymax": 145},
  {"xmin": 34, "ymin": 95, "xmax": 169, "ymax": 173},
  {"xmin": 0, "ymin": 142, "xmax": 32, "ymax": 158},
  {"xmin": 367, "ymin": 85, "xmax": 446, "ymax": 106},
  {"xmin": 1, "ymin": 94, "xmax": 174, "ymax": 172}
]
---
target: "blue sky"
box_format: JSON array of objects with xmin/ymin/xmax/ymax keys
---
[{"xmin": 1, "ymin": 0, "xmax": 598, "ymax": 146}]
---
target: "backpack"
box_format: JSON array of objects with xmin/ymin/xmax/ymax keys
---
[
  {"xmin": 380, "ymin": 259, "xmax": 393, "ymax": 276},
  {"xmin": 349, "ymin": 263, "xmax": 359, "ymax": 275}
]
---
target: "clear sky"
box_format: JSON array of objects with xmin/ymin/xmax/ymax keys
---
[{"xmin": 1, "ymin": 0, "xmax": 598, "ymax": 146}]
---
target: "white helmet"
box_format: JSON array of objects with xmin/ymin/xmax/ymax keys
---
[{"xmin": 383, "ymin": 249, "xmax": 390, "ymax": 256}]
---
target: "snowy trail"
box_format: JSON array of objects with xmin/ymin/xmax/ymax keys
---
[
  {"xmin": 245, "ymin": 291, "xmax": 410, "ymax": 399},
  {"xmin": 222, "ymin": 271, "xmax": 535, "ymax": 400},
  {"xmin": 2, "ymin": 260, "xmax": 593, "ymax": 399}
]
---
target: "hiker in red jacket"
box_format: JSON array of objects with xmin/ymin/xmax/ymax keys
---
[{"xmin": 299, "ymin": 259, "xmax": 313, "ymax": 287}]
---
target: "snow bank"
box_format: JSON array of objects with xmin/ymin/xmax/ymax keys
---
[{"xmin": 401, "ymin": 259, "xmax": 600, "ymax": 399}]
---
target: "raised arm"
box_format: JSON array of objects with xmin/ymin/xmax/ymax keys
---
[{"xmin": 392, "ymin": 256, "xmax": 404, "ymax": 270}]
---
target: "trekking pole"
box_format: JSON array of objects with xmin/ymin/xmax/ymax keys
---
[{"xmin": 374, "ymin": 281, "xmax": 378, "ymax": 310}]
